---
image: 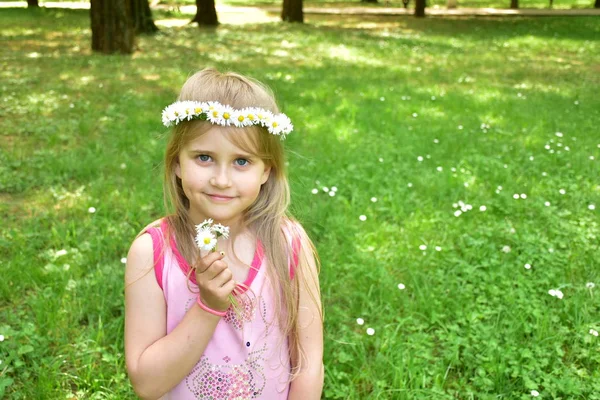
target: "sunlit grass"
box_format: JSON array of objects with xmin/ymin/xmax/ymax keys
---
[{"xmin": 1, "ymin": 7, "xmax": 599, "ymax": 400}]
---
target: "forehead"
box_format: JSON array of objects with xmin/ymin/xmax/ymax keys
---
[{"xmin": 185, "ymin": 126, "xmax": 255, "ymax": 154}]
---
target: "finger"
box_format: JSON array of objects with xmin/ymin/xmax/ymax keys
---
[
  {"xmin": 211, "ymin": 267, "xmax": 233, "ymax": 287},
  {"xmin": 199, "ymin": 260, "xmax": 228, "ymax": 282},
  {"xmin": 196, "ymin": 251, "xmax": 225, "ymax": 274}
]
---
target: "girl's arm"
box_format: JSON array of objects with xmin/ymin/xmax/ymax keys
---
[
  {"xmin": 288, "ymin": 227, "xmax": 325, "ymax": 400},
  {"xmin": 124, "ymin": 233, "xmax": 221, "ymax": 400}
]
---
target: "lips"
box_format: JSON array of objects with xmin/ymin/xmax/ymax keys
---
[{"xmin": 206, "ymin": 193, "xmax": 235, "ymax": 200}]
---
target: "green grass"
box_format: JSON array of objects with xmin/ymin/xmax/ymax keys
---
[{"xmin": 1, "ymin": 7, "xmax": 600, "ymax": 400}]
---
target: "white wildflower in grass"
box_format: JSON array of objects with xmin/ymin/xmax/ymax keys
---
[
  {"xmin": 434, "ymin": 138, "xmax": 439, "ymax": 143},
  {"xmin": 590, "ymin": 156, "xmax": 595, "ymax": 160},
  {"xmin": 407, "ymin": 183, "xmax": 413, "ymax": 188},
  {"xmin": 195, "ymin": 229, "xmax": 217, "ymax": 252},
  {"xmin": 437, "ymin": 166, "xmax": 443, "ymax": 172},
  {"xmin": 454, "ymin": 210, "xmax": 462, "ymax": 217},
  {"xmin": 548, "ymin": 248, "xmax": 554, "ymax": 253},
  {"xmin": 589, "ymin": 204, "xmax": 596, "ymax": 210},
  {"xmin": 545, "ymin": 201, "xmax": 551, "ymax": 207},
  {"xmin": 56, "ymin": 249, "xmax": 68, "ymax": 257},
  {"xmin": 417, "ymin": 156, "xmax": 424, "ymax": 162},
  {"xmin": 120, "ymin": 257, "xmax": 127, "ymax": 264},
  {"xmin": 322, "ymin": 186, "xmax": 329, "ymax": 192},
  {"xmin": 559, "ymin": 189, "xmax": 566, "ymax": 195},
  {"xmin": 329, "ymin": 191, "xmax": 336, "ymax": 197},
  {"xmin": 412, "ymin": 113, "xmax": 418, "ymax": 118},
  {"xmin": 366, "ymin": 328, "xmax": 375, "ymax": 336},
  {"xmin": 464, "ymin": 182, "xmax": 469, "ymax": 187},
  {"xmin": 520, "ymin": 193, "xmax": 527, "ymax": 199},
  {"xmin": 331, "ymin": 186, "xmax": 338, "ymax": 192},
  {"xmin": 357, "ymin": 318, "xmax": 364, "ymax": 325},
  {"xmin": 542, "ymin": 172, "xmax": 547, "ymax": 176},
  {"xmin": 378, "ymin": 157, "xmax": 384, "ymax": 162},
  {"xmin": 458, "ymin": 125, "xmax": 463, "ymax": 130},
  {"xmin": 524, "ymin": 263, "xmax": 532, "ymax": 270},
  {"xmin": 359, "ymin": 215, "xmax": 367, "ymax": 221},
  {"xmin": 531, "ymin": 390, "xmax": 540, "ymax": 397},
  {"xmin": 419, "ymin": 245, "xmax": 427, "ymax": 251},
  {"xmin": 371, "ymin": 197, "xmax": 377, "ymax": 202},
  {"xmin": 502, "ymin": 246, "xmax": 511, "ymax": 253},
  {"xmin": 513, "ymin": 194, "xmax": 520, "ymax": 199},
  {"xmin": 0, "ymin": 335, "xmax": 4, "ymax": 341},
  {"xmin": 120, "ymin": 163, "xmax": 126, "ymax": 169},
  {"xmin": 548, "ymin": 289, "xmax": 564, "ymax": 299},
  {"xmin": 398, "ymin": 283, "xmax": 406, "ymax": 290},
  {"xmin": 529, "ymin": 156, "xmax": 534, "ymax": 161},
  {"xmin": 88, "ymin": 207, "xmax": 96, "ymax": 213},
  {"xmin": 311, "ymin": 188, "xmax": 318, "ymax": 194},
  {"xmin": 586, "ymin": 282, "xmax": 595, "ymax": 289},
  {"xmin": 435, "ymin": 246, "xmax": 442, "ymax": 251},
  {"xmin": 556, "ymin": 132, "xmax": 563, "ymax": 137},
  {"xmin": 480, "ymin": 205, "xmax": 487, "ymax": 212},
  {"xmin": 590, "ymin": 329, "xmax": 599, "ymax": 337}
]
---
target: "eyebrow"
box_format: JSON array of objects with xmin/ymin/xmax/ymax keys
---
[{"xmin": 189, "ymin": 149, "xmax": 253, "ymax": 158}]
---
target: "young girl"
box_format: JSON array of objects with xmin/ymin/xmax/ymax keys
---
[{"xmin": 124, "ymin": 68, "xmax": 324, "ymax": 400}]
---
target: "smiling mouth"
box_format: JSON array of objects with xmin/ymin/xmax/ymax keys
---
[{"xmin": 206, "ymin": 194, "xmax": 235, "ymax": 201}]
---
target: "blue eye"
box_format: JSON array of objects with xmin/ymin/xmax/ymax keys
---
[
  {"xmin": 235, "ymin": 158, "xmax": 250, "ymax": 166},
  {"xmin": 198, "ymin": 155, "xmax": 211, "ymax": 162}
]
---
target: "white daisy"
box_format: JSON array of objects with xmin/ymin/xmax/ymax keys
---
[
  {"xmin": 398, "ymin": 283, "xmax": 406, "ymax": 290},
  {"xmin": 590, "ymin": 329, "xmax": 599, "ymax": 337},
  {"xmin": 211, "ymin": 223, "xmax": 230, "ymax": 239},
  {"xmin": 531, "ymin": 390, "xmax": 539, "ymax": 397},
  {"xmin": 357, "ymin": 318, "xmax": 364, "ymax": 325},
  {"xmin": 366, "ymin": 328, "xmax": 375, "ymax": 336},
  {"xmin": 195, "ymin": 229, "xmax": 217, "ymax": 252},
  {"xmin": 586, "ymin": 282, "xmax": 595, "ymax": 289},
  {"xmin": 196, "ymin": 219, "xmax": 214, "ymax": 231}
]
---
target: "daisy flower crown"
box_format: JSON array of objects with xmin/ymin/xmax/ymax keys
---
[{"xmin": 161, "ymin": 100, "xmax": 293, "ymax": 140}]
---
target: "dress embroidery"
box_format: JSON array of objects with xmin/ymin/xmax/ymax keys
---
[{"xmin": 185, "ymin": 343, "xmax": 268, "ymax": 399}]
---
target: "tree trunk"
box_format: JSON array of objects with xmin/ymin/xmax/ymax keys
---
[
  {"xmin": 192, "ymin": 0, "xmax": 219, "ymax": 26},
  {"xmin": 510, "ymin": 0, "xmax": 518, "ymax": 8},
  {"xmin": 595, "ymin": 0, "xmax": 599, "ymax": 8},
  {"xmin": 415, "ymin": 0, "xmax": 426, "ymax": 17},
  {"xmin": 90, "ymin": 0, "xmax": 135, "ymax": 54},
  {"xmin": 282, "ymin": 0, "xmax": 303, "ymax": 22},
  {"xmin": 131, "ymin": 0, "xmax": 158, "ymax": 34},
  {"xmin": 27, "ymin": 0, "xmax": 39, "ymax": 7},
  {"xmin": 361, "ymin": 0, "xmax": 378, "ymax": 3}
]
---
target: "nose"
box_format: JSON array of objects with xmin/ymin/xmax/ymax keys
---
[{"xmin": 210, "ymin": 164, "xmax": 232, "ymax": 188}]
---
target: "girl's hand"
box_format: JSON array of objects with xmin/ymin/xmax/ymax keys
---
[{"xmin": 194, "ymin": 251, "xmax": 236, "ymax": 312}]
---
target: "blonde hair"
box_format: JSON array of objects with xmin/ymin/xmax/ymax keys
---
[{"xmin": 162, "ymin": 67, "xmax": 323, "ymax": 382}]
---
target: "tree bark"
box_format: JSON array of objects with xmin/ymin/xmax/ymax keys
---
[
  {"xmin": 131, "ymin": 0, "xmax": 158, "ymax": 34},
  {"xmin": 192, "ymin": 0, "xmax": 219, "ymax": 26},
  {"xmin": 510, "ymin": 0, "xmax": 518, "ymax": 8},
  {"xmin": 595, "ymin": 0, "xmax": 599, "ymax": 8},
  {"xmin": 90, "ymin": 0, "xmax": 135, "ymax": 54},
  {"xmin": 415, "ymin": 0, "xmax": 426, "ymax": 17},
  {"xmin": 27, "ymin": 0, "xmax": 39, "ymax": 7},
  {"xmin": 282, "ymin": 0, "xmax": 303, "ymax": 22}
]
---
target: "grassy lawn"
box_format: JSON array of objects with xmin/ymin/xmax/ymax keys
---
[{"xmin": 1, "ymin": 7, "xmax": 599, "ymax": 400}]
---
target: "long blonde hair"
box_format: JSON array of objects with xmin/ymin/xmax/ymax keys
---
[{"xmin": 162, "ymin": 67, "xmax": 323, "ymax": 381}]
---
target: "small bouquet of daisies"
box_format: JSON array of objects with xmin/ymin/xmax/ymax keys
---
[{"xmin": 195, "ymin": 219, "xmax": 242, "ymax": 316}]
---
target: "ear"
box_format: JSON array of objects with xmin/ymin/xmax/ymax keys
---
[
  {"xmin": 260, "ymin": 165, "xmax": 271, "ymax": 185},
  {"xmin": 175, "ymin": 159, "xmax": 181, "ymax": 179}
]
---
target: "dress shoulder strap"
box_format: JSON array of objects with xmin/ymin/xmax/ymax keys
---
[{"xmin": 145, "ymin": 226, "xmax": 165, "ymax": 290}]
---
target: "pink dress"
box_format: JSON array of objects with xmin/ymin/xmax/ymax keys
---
[{"xmin": 145, "ymin": 220, "xmax": 300, "ymax": 400}]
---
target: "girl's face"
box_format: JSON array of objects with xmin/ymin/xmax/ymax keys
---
[{"xmin": 175, "ymin": 126, "xmax": 271, "ymax": 229}]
